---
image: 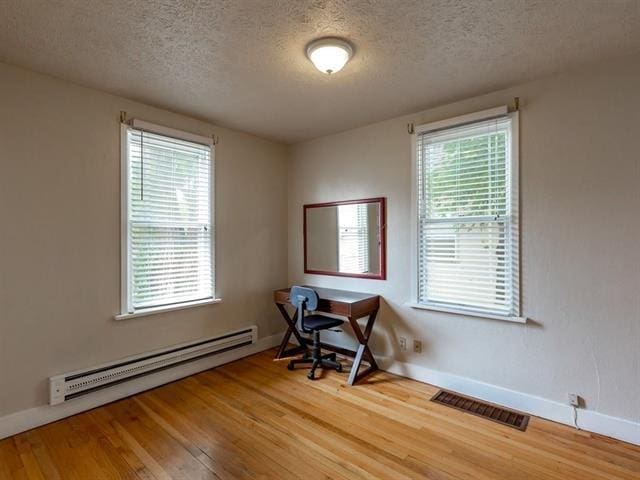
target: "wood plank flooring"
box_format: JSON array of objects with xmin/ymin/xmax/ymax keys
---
[{"xmin": 1, "ymin": 348, "xmax": 638, "ymax": 479}]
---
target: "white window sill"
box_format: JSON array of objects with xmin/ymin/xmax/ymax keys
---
[
  {"xmin": 115, "ymin": 298, "xmax": 222, "ymax": 321},
  {"xmin": 407, "ymin": 302, "xmax": 527, "ymax": 324}
]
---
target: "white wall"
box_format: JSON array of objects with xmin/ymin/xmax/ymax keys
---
[
  {"xmin": 0, "ymin": 63, "xmax": 289, "ymax": 418},
  {"xmin": 288, "ymin": 54, "xmax": 640, "ymax": 427}
]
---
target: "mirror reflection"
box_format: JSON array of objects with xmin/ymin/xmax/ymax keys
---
[{"xmin": 304, "ymin": 198, "xmax": 385, "ymax": 279}]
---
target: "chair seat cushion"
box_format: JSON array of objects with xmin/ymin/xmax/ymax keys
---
[{"xmin": 303, "ymin": 314, "xmax": 344, "ymax": 331}]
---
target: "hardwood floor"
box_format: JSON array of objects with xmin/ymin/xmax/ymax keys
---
[{"xmin": 1, "ymin": 349, "xmax": 639, "ymax": 480}]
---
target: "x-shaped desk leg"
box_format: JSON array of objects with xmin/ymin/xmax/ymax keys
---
[
  {"xmin": 275, "ymin": 304, "xmax": 308, "ymax": 359},
  {"xmin": 347, "ymin": 309, "xmax": 379, "ymax": 385}
]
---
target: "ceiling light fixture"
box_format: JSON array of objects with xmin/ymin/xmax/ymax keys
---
[{"xmin": 306, "ymin": 37, "xmax": 353, "ymax": 75}]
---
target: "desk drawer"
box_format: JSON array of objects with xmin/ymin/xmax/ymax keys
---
[
  {"xmin": 318, "ymin": 299, "xmax": 350, "ymax": 316},
  {"xmin": 274, "ymin": 289, "xmax": 351, "ymax": 316},
  {"xmin": 274, "ymin": 290, "xmax": 290, "ymax": 304}
]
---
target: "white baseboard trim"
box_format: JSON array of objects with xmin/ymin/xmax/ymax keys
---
[
  {"xmin": 0, "ymin": 332, "xmax": 283, "ymax": 441},
  {"xmin": 380, "ymin": 357, "xmax": 640, "ymax": 446}
]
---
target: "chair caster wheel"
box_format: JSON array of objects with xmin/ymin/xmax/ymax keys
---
[
  {"xmin": 307, "ymin": 372, "xmax": 316, "ymax": 380},
  {"xmin": 287, "ymin": 362, "xmax": 294, "ymax": 370},
  {"xmin": 336, "ymin": 365, "xmax": 343, "ymax": 373}
]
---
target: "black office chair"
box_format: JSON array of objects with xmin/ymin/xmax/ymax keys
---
[{"xmin": 287, "ymin": 286, "xmax": 344, "ymax": 380}]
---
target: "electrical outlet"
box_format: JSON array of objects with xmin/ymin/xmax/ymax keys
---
[
  {"xmin": 49, "ymin": 377, "xmax": 65, "ymax": 406},
  {"xmin": 413, "ymin": 339, "xmax": 422, "ymax": 353},
  {"xmin": 568, "ymin": 393, "xmax": 580, "ymax": 407},
  {"xmin": 399, "ymin": 337, "xmax": 407, "ymax": 351}
]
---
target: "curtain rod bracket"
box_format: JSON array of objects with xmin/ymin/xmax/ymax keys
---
[
  {"xmin": 513, "ymin": 97, "xmax": 520, "ymax": 112},
  {"xmin": 407, "ymin": 123, "xmax": 415, "ymax": 135},
  {"xmin": 212, "ymin": 134, "xmax": 219, "ymax": 145},
  {"xmin": 120, "ymin": 111, "xmax": 127, "ymax": 123}
]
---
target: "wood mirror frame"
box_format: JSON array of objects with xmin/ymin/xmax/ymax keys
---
[{"xmin": 303, "ymin": 197, "xmax": 386, "ymax": 280}]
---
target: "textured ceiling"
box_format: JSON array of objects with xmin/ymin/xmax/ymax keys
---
[{"xmin": 1, "ymin": 1, "xmax": 640, "ymax": 143}]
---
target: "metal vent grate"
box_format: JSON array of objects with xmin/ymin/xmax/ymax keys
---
[{"xmin": 431, "ymin": 390, "xmax": 530, "ymax": 431}]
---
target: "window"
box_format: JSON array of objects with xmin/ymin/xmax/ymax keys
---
[
  {"xmin": 338, "ymin": 203, "xmax": 369, "ymax": 274},
  {"xmin": 415, "ymin": 109, "xmax": 520, "ymax": 320},
  {"xmin": 120, "ymin": 121, "xmax": 214, "ymax": 316}
]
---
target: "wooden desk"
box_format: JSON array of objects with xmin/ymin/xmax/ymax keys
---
[{"xmin": 273, "ymin": 287, "xmax": 380, "ymax": 385}]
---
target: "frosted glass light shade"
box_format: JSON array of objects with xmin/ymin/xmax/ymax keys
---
[{"xmin": 306, "ymin": 38, "xmax": 353, "ymax": 75}]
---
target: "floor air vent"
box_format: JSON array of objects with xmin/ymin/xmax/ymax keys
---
[
  {"xmin": 49, "ymin": 327, "xmax": 257, "ymax": 405},
  {"xmin": 431, "ymin": 390, "xmax": 530, "ymax": 431}
]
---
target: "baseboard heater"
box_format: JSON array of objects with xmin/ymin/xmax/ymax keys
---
[{"xmin": 49, "ymin": 326, "xmax": 257, "ymax": 405}]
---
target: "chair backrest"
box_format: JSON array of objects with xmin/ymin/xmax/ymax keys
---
[{"xmin": 289, "ymin": 286, "xmax": 319, "ymax": 311}]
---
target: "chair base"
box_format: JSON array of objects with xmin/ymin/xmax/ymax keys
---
[
  {"xmin": 287, "ymin": 352, "xmax": 343, "ymax": 379},
  {"xmin": 287, "ymin": 331, "xmax": 343, "ymax": 380}
]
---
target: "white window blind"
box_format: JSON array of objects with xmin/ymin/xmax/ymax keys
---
[
  {"xmin": 338, "ymin": 203, "xmax": 370, "ymax": 274},
  {"xmin": 416, "ymin": 115, "xmax": 519, "ymax": 318},
  {"xmin": 124, "ymin": 128, "xmax": 213, "ymax": 312}
]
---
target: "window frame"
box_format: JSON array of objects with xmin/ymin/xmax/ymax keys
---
[
  {"xmin": 410, "ymin": 106, "xmax": 525, "ymax": 323},
  {"xmin": 116, "ymin": 120, "xmax": 218, "ymax": 320}
]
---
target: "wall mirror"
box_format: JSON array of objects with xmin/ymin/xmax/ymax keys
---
[{"xmin": 304, "ymin": 197, "xmax": 386, "ymax": 280}]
